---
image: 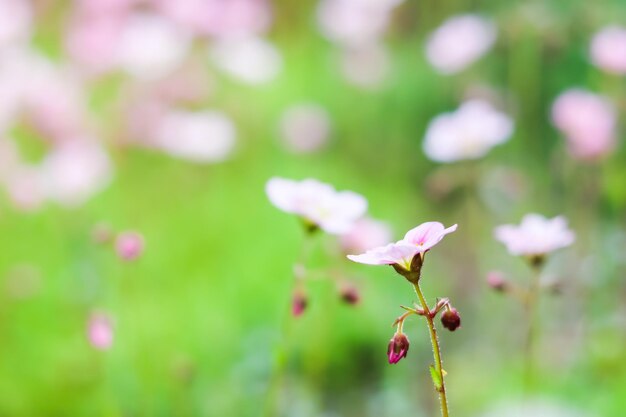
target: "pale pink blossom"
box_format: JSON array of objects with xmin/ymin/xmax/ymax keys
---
[
  {"xmin": 347, "ymin": 222, "xmax": 457, "ymax": 270},
  {"xmin": 341, "ymin": 218, "xmax": 393, "ymax": 255},
  {"xmin": 0, "ymin": 0, "xmax": 32, "ymax": 49},
  {"xmin": 87, "ymin": 313, "xmax": 114, "ymax": 350},
  {"xmin": 40, "ymin": 140, "xmax": 112, "ymax": 207},
  {"xmin": 116, "ymin": 13, "xmax": 191, "ymax": 80},
  {"xmin": 266, "ymin": 177, "xmax": 367, "ymax": 234},
  {"xmin": 495, "ymin": 214, "xmax": 575, "ymax": 257},
  {"xmin": 551, "ymin": 89, "xmax": 617, "ymax": 160},
  {"xmin": 279, "ymin": 103, "xmax": 331, "ymax": 153},
  {"xmin": 65, "ymin": 14, "xmax": 125, "ymax": 74},
  {"xmin": 590, "ymin": 25, "xmax": 626, "ymax": 75},
  {"xmin": 210, "ymin": 36, "xmax": 282, "ymax": 84},
  {"xmin": 423, "ymin": 100, "xmax": 513, "ymax": 163},
  {"xmin": 115, "ymin": 231, "xmax": 144, "ymax": 261},
  {"xmin": 426, "ymin": 14, "xmax": 496, "ymax": 75},
  {"xmin": 153, "ymin": 110, "xmax": 236, "ymax": 163},
  {"xmin": 157, "ymin": 0, "xmax": 271, "ymax": 39},
  {"xmin": 317, "ymin": 0, "xmax": 401, "ymax": 46}
]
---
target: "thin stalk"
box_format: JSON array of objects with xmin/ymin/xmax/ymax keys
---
[
  {"xmin": 413, "ymin": 283, "xmax": 449, "ymax": 417},
  {"xmin": 523, "ymin": 264, "xmax": 542, "ymax": 391},
  {"xmin": 264, "ymin": 233, "xmax": 315, "ymax": 417}
]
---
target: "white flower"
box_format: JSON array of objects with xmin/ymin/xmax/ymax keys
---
[
  {"xmin": 340, "ymin": 217, "xmax": 393, "ymax": 255},
  {"xmin": 266, "ymin": 177, "xmax": 367, "ymax": 234},
  {"xmin": 426, "ymin": 14, "xmax": 496, "ymax": 75},
  {"xmin": 494, "ymin": 214, "xmax": 575, "ymax": 257},
  {"xmin": 116, "ymin": 13, "xmax": 191, "ymax": 80},
  {"xmin": 423, "ymin": 100, "xmax": 513, "ymax": 163},
  {"xmin": 590, "ymin": 25, "xmax": 626, "ymax": 75},
  {"xmin": 154, "ymin": 110, "xmax": 236, "ymax": 163},
  {"xmin": 210, "ymin": 36, "xmax": 282, "ymax": 84}
]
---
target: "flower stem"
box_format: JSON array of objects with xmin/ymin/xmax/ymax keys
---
[
  {"xmin": 413, "ymin": 283, "xmax": 450, "ymax": 417},
  {"xmin": 523, "ymin": 264, "xmax": 542, "ymax": 391}
]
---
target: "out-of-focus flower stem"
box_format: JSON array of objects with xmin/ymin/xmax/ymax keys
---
[
  {"xmin": 523, "ymin": 263, "xmax": 542, "ymax": 391},
  {"xmin": 413, "ymin": 282, "xmax": 450, "ymax": 417}
]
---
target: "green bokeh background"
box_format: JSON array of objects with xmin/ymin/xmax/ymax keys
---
[{"xmin": 1, "ymin": 0, "xmax": 626, "ymax": 416}]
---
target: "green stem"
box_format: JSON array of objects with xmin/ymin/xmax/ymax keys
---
[
  {"xmin": 523, "ymin": 264, "xmax": 542, "ymax": 391},
  {"xmin": 413, "ymin": 283, "xmax": 450, "ymax": 417}
]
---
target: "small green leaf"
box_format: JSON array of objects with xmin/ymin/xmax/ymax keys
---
[{"xmin": 429, "ymin": 365, "xmax": 442, "ymax": 391}]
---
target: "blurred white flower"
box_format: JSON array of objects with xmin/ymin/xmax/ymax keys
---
[
  {"xmin": 426, "ymin": 14, "xmax": 496, "ymax": 75},
  {"xmin": 266, "ymin": 177, "xmax": 367, "ymax": 234},
  {"xmin": 279, "ymin": 103, "xmax": 331, "ymax": 153},
  {"xmin": 423, "ymin": 100, "xmax": 513, "ymax": 163},
  {"xmin": 339, "ymin": 42, "xmax": 391, "ymax": 89},
  {"xmin": 158, "ymin": 0, "xmax": 271, "ymax": 39},
  {"xmin": 210, "ymin": 36, "xmax": 282, "ymax": 84},
  {"xmin": 153, "ymin": 110, "xmax": 236, "ymax": 163},
  {"xmin": 116, "ymin": 13, "xmax": 191, "ymax": 80},
  {"xmin": 495, "ymin": 214, "xmax": 575, "ymax": 257},
  {"xmin": 317, "ymin": 0, "xmax": 399, "ymax": 46},
  {"xmin": 340, "ymin": 217, "xmax": 393, "ymax": 255},
  {"xmin": 40, "ymin": 140, "xmax": 112, "ymax": 207},
  {"xmin": 0, "ymin": 0, "xmax": 32, "ymax": 49},
  {"xmin": 551, "ymin": 89, "xmax": 617, "ymax": 160},
  {"xmin": 589, "ymin": 25, "xmax": 626, "ymax": 75}
]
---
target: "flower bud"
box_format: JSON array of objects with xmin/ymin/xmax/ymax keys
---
[
  {"xmin": 486, "ymin": 271, "xmax": 508, "ymax": 292},
  {"xmin": 339, "ymin": 284, "xmax": 360, "ymax": 305},
  {"xmin": 387, "ymin": 332, "xmax": 410, "ymax": 364},
  {"xmin": 292, "ymin": 291, "xmax": 308, "ymax": 317},
  {"xmin": 441, "ymin": 308, "xmax": 461, "ymax": 332},
  {"xmin": 115, "ymin": 231, "xmax": 144, "ymax": 261}
]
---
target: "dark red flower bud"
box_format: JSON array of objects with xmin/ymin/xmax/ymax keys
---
[
  {"xmin": 340, "ymin": 285, "xmax": 360, "ymax": 305},
  {"xmin": 387, "ymin": 333, "xmax": 410, "ymax": 364},
  {"xmin": 441, "ymin": 308, "xmax": 461, "ymax": 331},
  {"xmin": 292, "ymin": 292, "xmax": 308, "ymax": 317}
]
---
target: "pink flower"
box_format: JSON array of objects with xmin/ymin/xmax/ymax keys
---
[
  {"xmin": 590, "ymin": 25, "xmax": 626, "ymax": 75},
  {"xmin": 494, "ymin": 214, "xmax": 575, "ymax": 257},
  {"xmin": 266, "ymin": 177, "xmax": 367, "ymax": 234},
  {"xmin": 347, "ymin": 222, "xmax": 457, "ymax": 270},
  {"xmin": 115, "ymin": 231, "xmax": 145, "ymax": 261},
  {"xmin": 279, "ymin": 103, "xmax": 331, "ymax": 154},
  {"xmin": 387, "ymin": 332, "xmax": 410, "ymax": 364},
  {"xmin": 339, "ymin": 42, "xmax": 391, "ymax": 89},
  {"xmin": 423, "ymin": 100, "xmax": 514, "ymax": 163},
  {"xmin": 0, "ymin": 0, "xmax": 32, "ymax": 48},
  {"xmin": 87, "ymin": 313, "xmax": 114, "ymax": 350},
  {"xmin": 426, "ymin": 14, "xmax": 496, "ymax": 75},
  {"xmin": 340, "ymin": 217, "xmax": 393, "ymax": 255},
  {"xmin": 551, "ymin": 89, "xmax": 617, "ymax": 160}
]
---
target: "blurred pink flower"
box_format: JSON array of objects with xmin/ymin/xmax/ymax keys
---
[
  {"xmin": 347, "ymin": 222, "xmax": 457, "ymax": 270},
  {"xmin": 87, "ymin": 313, "xmax": 114, "ymax": 350},
  {"xmin": 494, "ymin": 214, "xmax": 575, "ymax": 257},
  {"xmin": 158, "ymin": 0, "xmax": 271, "ymax": 39},
  {"xmin": 423, "ymin": 100, "xmax": 514, "ymax": 163},
  {"xmin": 115, "ymin": 231, "xmax": 144, "ymax": 261},
  {"xmin": 65, "ymin": 14, "xmax": 125, "ymax": 74},
  {"xmin": 551, "ymin": 89, "xmax": 617, "ymax": 160},
  {"xmin": 153, "ymin": 109, "xmax": 236, "ymax": 163},
  {"xmin": 210, "ymin": 36, "xmax": 282, "ymax": 85},
  {"xmin": 266, "ymin": 177, "xmax": 367, "ymax": 234},
  {"xmin": 590, "ymin": 25, "xmax": 626, "ymax": 75},
  {"xmin": 0, "ymin": 0, "xmax": 32, "ymax": 49},
  {"xmin": 116, "ymin": 13, "xmax": 191, "ymax": 80},
  {"xmin": 340, "ymin": 217, "xmax": 393, "ymax": 255},
  {"xmin": 40, "ymin": 140, "xmax": 112, "ymax": 207},
  {"xmin": 317, "ymin": 0, "xmax": 400, "ymax": 46},
  {"xmin": 279, "ymin": 103, "xmax": 331, "ymax": 153},
  {"xmin": 426, "ymin": 14, "xmax": 496, "ymax": 75}
]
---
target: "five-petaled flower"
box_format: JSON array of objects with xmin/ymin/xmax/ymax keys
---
[
  {"xmin": 347, "ymin": 222, "xmax": 458, "ymax": 271},
  {"xmin": 266, "ymin": 177, "xmax": 367, "ymax": 234},
  {"xmin": 494, "ymin": 214, "xmax": 575, "ymax": 257}
]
